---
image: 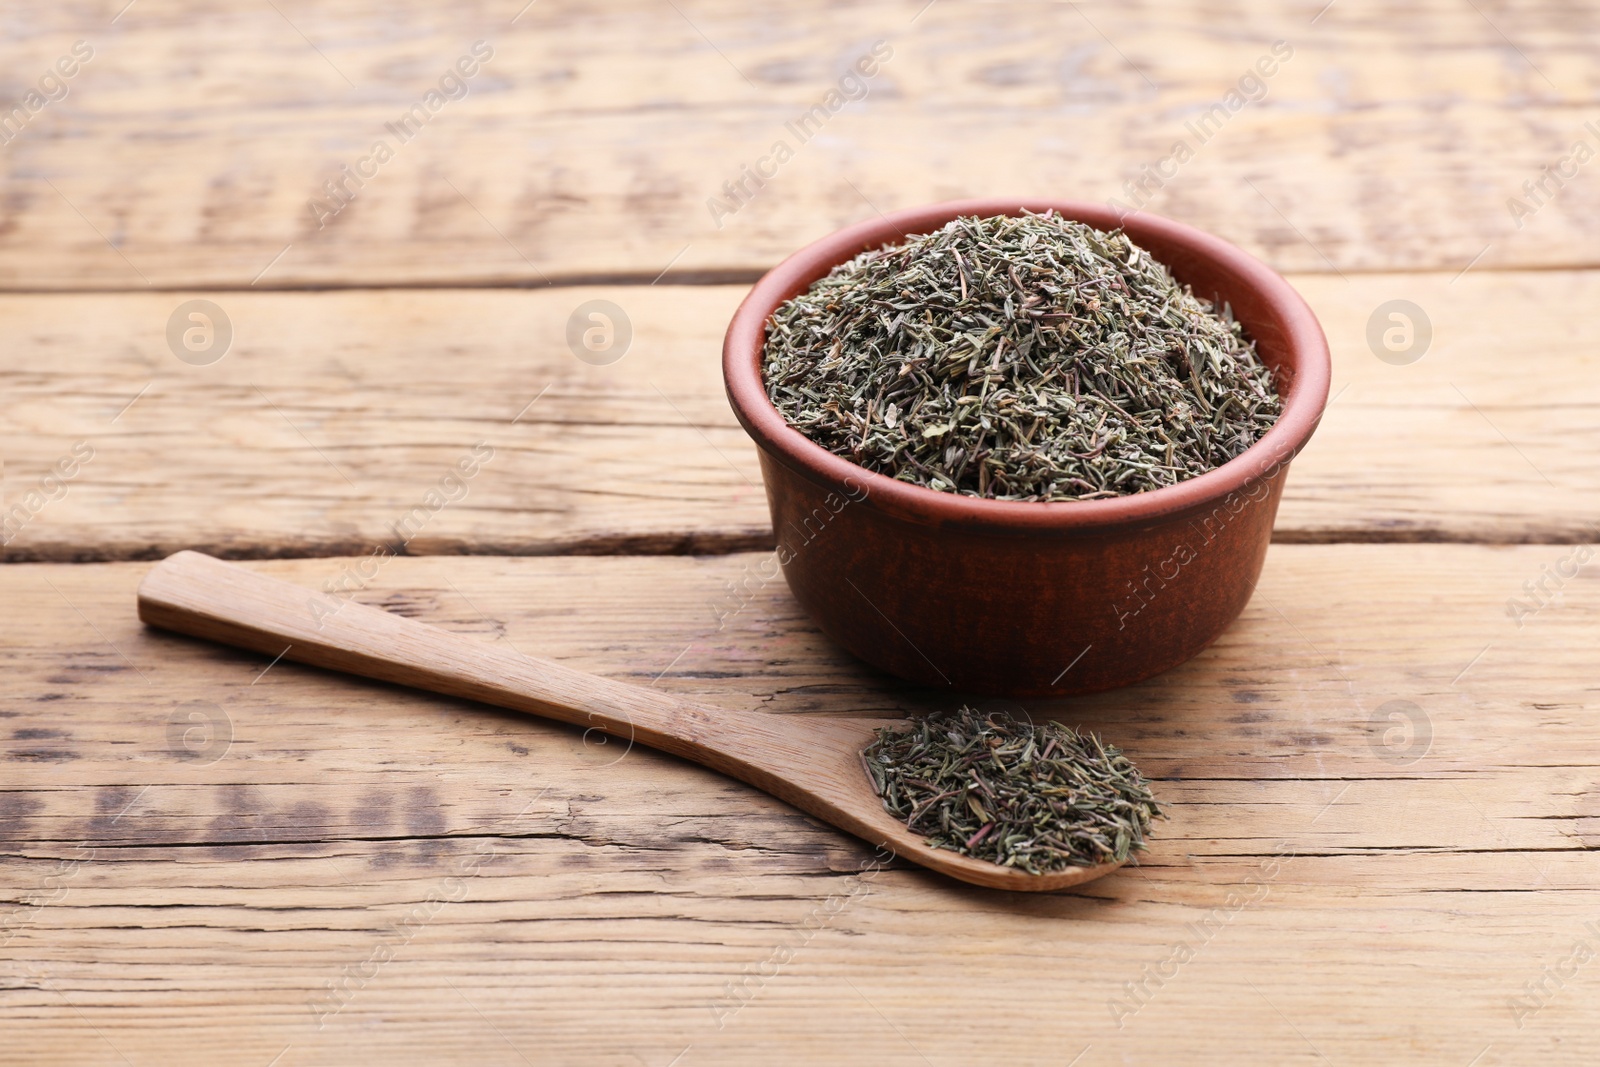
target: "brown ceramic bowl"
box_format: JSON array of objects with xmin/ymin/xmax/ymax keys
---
[{"xmin": 723, "ymin": 198, "xmax": 1330, "ymax": 697}]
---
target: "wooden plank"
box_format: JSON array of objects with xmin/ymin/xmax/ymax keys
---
[
  {"xmin": 2, "ymin": 272, "xmax": 1595, "ymax": 560},
  {"xmin": 3, "ymin": 548, "xmax": 1599, "ymax": 1063},
  {"xmin": 1, "ymin": 1, "xmax": 1597, "ymax": 287}
]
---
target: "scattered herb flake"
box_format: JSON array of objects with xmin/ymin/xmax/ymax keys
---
[
  {"xmin": 763, "ymin": 211, "xmax": 1282, "ymax": 501},
  {"xmin": 864, "ymin": 706, "xmax": 1162, "ymax": 874}
]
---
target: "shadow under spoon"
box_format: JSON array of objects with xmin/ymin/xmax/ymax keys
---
[{"xmin": 136, "ymin": 551, "xmax": 1128, "ymax": 892}]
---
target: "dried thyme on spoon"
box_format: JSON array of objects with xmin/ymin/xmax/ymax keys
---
[
  {"xmin": 863, "ymin": 706, "xmax": 1162, "ymax": 874},
  {"xmin": 763, "ymin": 211, "xmax": 1281, "ymax": 501}
]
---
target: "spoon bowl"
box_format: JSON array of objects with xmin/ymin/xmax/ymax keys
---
[{"xmin": 137, "ymin": 551, "xmax": 1130, "ymax": 892}]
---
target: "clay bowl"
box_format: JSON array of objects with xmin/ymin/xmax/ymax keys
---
[{"xmin": 722, "ymin": 198, "xmax": 1330, "ymax": 697}]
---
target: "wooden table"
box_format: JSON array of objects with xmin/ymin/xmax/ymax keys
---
[{"xmin": 4, "ymin": 3, "xmax": 1597, "ymax": 1063}]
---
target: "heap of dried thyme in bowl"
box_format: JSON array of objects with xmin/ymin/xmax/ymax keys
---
[
  {"xmin": 763, "ymin": 211, "xmax": 1282, "ymax": 501},
  {"xmin": 864, "ymin": 706, "xmax": 1162, "ymax": 873}
]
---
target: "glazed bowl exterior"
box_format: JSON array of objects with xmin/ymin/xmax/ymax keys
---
[{"xmin": 723, "ymin": 198, "xmax": 1330, "ymax": 697}]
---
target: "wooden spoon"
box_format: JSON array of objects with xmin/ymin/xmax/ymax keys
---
[{"xmin": 137, "ymin": 551, "xmax": 1128, "ymax": 892}]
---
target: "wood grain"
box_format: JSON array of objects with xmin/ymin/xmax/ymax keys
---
[
  {"xmin": 1, "ymin": 1, "xmax": 1597, "ymax": 288},
  {"xmin": 5, "ymin": 2, "xmax": 1599, "ymax": 1062},
  {"xmin": 4, "ymin": 549, "xmax": 1600, "ymax": 1064},
  {"xmin": 3, "ymin": 271, "xmax": 1594, "ymax": 561}
]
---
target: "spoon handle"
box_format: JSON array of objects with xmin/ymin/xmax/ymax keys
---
[
  {"xmin": 136, "ymin": 551, "xmax": 750, "ymax": 763},
  {"xmin": 136, "ymin": 551, "xmax": 1131, "ymax": 893}
]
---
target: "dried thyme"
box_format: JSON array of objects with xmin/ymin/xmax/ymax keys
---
[
  {"xmin": 763, "ymin": 211, "xmax": 1281, "ymax": 501},
  {"xmin": 863, "ymin": 706, "xmax": 1161, "ymax": 873}
]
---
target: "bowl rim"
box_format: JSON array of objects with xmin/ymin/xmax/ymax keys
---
[{"xmin": 722, "ymin": 197, "xmax": 1331, "ymax": 534}]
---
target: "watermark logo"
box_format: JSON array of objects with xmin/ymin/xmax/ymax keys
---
[
  {"xmin": 706, "ymin": 42, "xmax": 894, "ymax": 229},
  {"xmin": 1506, "ymin": 539, "xmax": 1595, "ymax": 628},
  {"xmin": 566, "ymin": 300, "xmax": 632, "ymax": 366},
  {"xmin": 710, "ymin": 477, "xmax": 867, "ymax": 630},
  {"xmin": 1366, "ymin": 299, "xmax": 1430, "ymax": 365},
  {"xmin": 1108, "ymin": 844, "xmax": 1295, "ymax": 1029},
  {"xmin": 1506, "ymin": 121, "xmax": 1600, "ymax": 231},
  {"xmin": 0, "ymin": 40, "xmax": 94, "ymax": 145},
  {"xmin": 1, "ymin": 440, "xmax": 94, "ymax": 547},
  {"xmin": 709, "ymin": 845, "xmax": 893, "ymax": 1029},
  {"xmin": 578, "ymin": 709, "xmax": 635, "ymax": 768},
  {"xmin": 166, "ymin": 700, "xmax": 233, "ymax": 764},
  {"xmin": 1366, "ymin": 699, "xmax": 1430, "ymax": 765},
  {"xmin": 167, "ymin": 299, "xmax": 233, "ymax": 366},
  {"xmin": 308, "ymin": 42, "xmax": 494, "ymax": 230},
  {"xmin": 1108, "ymin": 40, "xmax": 1293, "ymax": 218},
  {"xmin": 1108, "ymin": 437, "xmax": 1291, "ymax": 630},
  {"xmin": 308, "ymin": 840, "xmax": 500, "ymax": 1028},
  {"xmin": 1509, "ymin": 920, "xmax": 1600, "ymax": 1028},
  {"xmin": 305, "ymin": 442, "xmax": 495, "ymax": 630}
]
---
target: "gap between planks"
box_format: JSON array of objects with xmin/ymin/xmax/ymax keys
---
[{"xmin": 8, "ymin": 258, "xmax": 1600, "ymax": 297}]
